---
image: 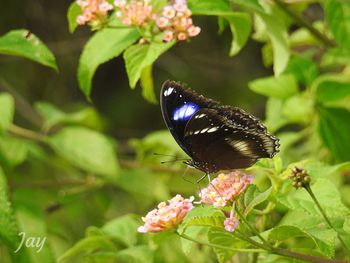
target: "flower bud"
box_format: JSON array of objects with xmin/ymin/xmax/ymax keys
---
[{"xmin": 290, "ymin": 166, "xmax": 311, "ymax": 189}]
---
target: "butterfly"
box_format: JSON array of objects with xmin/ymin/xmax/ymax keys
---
[{"xmin": 160, "ymin": 80, "xmax": 280, "ymax": 174}]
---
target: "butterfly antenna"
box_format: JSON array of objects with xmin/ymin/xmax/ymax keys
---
[{"xmin": 153, "ymin": 153, "xmax": 176, "ymax": 157}]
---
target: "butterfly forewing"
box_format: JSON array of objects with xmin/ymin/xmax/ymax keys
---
[
  {"xmin": 184, "ymin": 109, "xmax": 279, "ymax": 172},
  {"xmin": 160, "ymin": 80, "xmax": 218, "ymax": 156}
]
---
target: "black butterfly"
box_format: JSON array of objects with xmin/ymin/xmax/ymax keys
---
[{"xmin": 160, "ymin": 80, "xmax": 280, "ymax": 174}]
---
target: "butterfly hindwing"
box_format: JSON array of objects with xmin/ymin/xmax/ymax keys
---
[{"xmin": 183, "ymin": 108, "xmax": 279, "ymax": 172}]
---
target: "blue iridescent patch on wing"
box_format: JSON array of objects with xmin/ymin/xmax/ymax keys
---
[{"xmin": 173, "ymin": 102, "xmax": 199, "ymax": 121}]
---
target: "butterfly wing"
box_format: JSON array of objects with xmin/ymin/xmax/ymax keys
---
[
  {"xmin": 183, "ymin": 108, "xmax": 279, "ymax": 172},
  {"xmin": 160, "ymin": 80, "xmax": 219, "ymax": 156}
]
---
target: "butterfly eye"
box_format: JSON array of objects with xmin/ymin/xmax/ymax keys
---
[{"xmin": 173, "ymin": 102, "xmax": 199, "ymax": 121}]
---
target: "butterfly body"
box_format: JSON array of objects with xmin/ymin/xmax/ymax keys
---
[{"xmin": 160, "ymin": 80, "xmax": 279, "ymax": 173}]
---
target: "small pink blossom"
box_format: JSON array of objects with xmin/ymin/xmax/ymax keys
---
[
  {"xmin": 162, "ymin": 6, "xmax": 176, "ymax": 19},
  {"xmin": 177, "ymin": 32, "xmax": 187, "ymax": 40},
  {"xmin": 188, "ymin": 25, "xmax": 200, "ymax": 37},
  {"xmin": 156, "ymin": 17, "xmax": 169, "ymax": 28},
  {"xmin": 138, "ymin": 195, "xmax": 194, "ymax": 233},
  {"xmin": 163, "ymin": 31, "xmax": 174, "ymax": 42},
  {"xmin": 199, "ymin": 171, "xmax": 254, "ymax": 207},
  {"xmin": 173, "ymin": 2, "xmax": 188, "ymax": 13},
  {"xmin": 224, "ymin": 216, "xmax": 239, "ymax": 232}
]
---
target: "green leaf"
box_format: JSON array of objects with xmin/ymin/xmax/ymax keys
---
[
  {"xmin": 0, "ymin": 93, "xmax": 14, "ymax": 132},
  {"xmin": 282, "ymin": 94, "xmax": 313, "ymax": 124},
  {"xmin": 188, "ymin": 0, "xmax": 231, "ymax": 15},
  {"xmin": 102, "ymin": 215, "xmax": 139, "ymax": 247},
  {"xmin": 232, "ymin": 0, "xmax": 264, "ymax": 13},
  {"xmin": 344, "ymin": 217, "xmax": 350, "ymax": 234},
  {"xmin": 124, "ymin": 41, "xmax": 174, "ymax": 88},
  {"xmin": 208, "ymin": 228, "xmax": 249, "ymax": 263},
  {"xmin": 48, "ymin": 127, "xmax": 119, "ymax": 178},
  {"xmin": 0, "ymin": 29, "xmax": 58, "ymax": 71},
  {"xmin": 0, "ymin": 135, "xmax": 28, "ymax": 166},
  {"xmin": 187, "ymin": 1, "xmax": 251, "ymax": 56},
  {"xmin": 277, "ymin": 178, "xmax": 350, "ymax": 219},
  {"xmin": 249, "ymin": 74, "xmax": 298, "ymax": 99},
  {"xmin": 244, "ymin": 186, "xmax": 272, "ymax": 216},
  {"xmin": 258, "ymin": 14, "xmax": 290, "ymax": 75},
  {"xmin": 318, "ymin": 106, "xmax": 350, "ymax": 161},
  {"xmin": 67, "ymin": 2, "xmax": 81, "ymax": 33},
  {"xmin": 180, "ymin": 227, "xmax": 205, "ymax": 255},
  {"xmin": 130, "ymin": 130, "xmax": 184, "ymax": 163},
  {"xmin": 223, "ymin": 13, "xmax": 251, "ymax": 56},
  {"xmin": 78, "ymin": 28, "xmax": 140, "ymax": 98},
  {"xmin": 315, "ymin": 76, "xmax": 350, "ymax": 103},
  {"xmin": 15, "ymin": 207, "xmax": 55, "ymax": 263},
  {"xmin": 268, "ymin": 225, "xmax": 336, "ymax": 258},
  {"xmin": 0, "ymin": 166, "xmax": 19, "ymax": 249},
  {"xmin": 116, "ymin": 245, "xmax": 153, "ymax": 263},
  {"xmin": 325, "ymin": 0, "xmax": 350, "ymax": 49},
  {"xmin": 58, "ymin": 236, "xmax": 116, "ymax": 262},
  {"xmin": 116, "ymin": 169, "xmax": 169, "ymax": 201},
  {"xmin": 181, "ymin": 206, "xmax": 225, "ymax": 230},
  {"xmin": 35, "ymin": 101, "xmax": 104, "ymax": 131},
  {"xmin": 265, "ymin": 98, "xmax": 287, "ymax": 132},
  {"xmin": 321, "ymin": 48, "xmax": 350, "ymax": 66},
  {"xmin": 140, "ymin": 64, "xmax": 157, "ymax": 103},
  {"xmin": 285, "ymin": 56, "xmax": 319, "ymax": 86}
]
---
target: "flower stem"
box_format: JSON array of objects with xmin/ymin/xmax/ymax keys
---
[
  {"xmin": 305, "ymin": 184, "xmax": 350, "ymax": 255},
  {"xmin": 234, "ymin": 231, "xmax": 345, "ymax": 263},
  {"xmin": 235, "ymin": 207, "xmax": 272, "ymax": 248},
  {"xmin": 272, "ymin": 0, "xmax": 336, "ymax": 48},
  {"xmin": 8, "ymin": 124, "xmax": 46, "ymax": 142}
]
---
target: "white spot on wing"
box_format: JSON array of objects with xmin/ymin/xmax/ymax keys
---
[
  {"xmin": 164, "ymin": 87, "xmax": 174, "ymax": 96},
  {"xmin": 207, "ymin": 127, "xmax": 218, "ymax": 133}
]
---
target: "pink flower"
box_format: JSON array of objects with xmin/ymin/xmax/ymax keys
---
[
  {"xmin": 114, "ymin": 0, "xmax": 126, "ymax": 7},
  {"xmin": 155, "ymin": 0, "xmax": 201, "ymax": 42},
  {"xmin": 138, "ymin": 195, "xmax": 194, "ymax": 233},
  {"xmin": 224, "ymin": 216, "xmax": 239, "ymax": 232},
  {"xmin": 163, "ymin": 31, "xmax": 174, "ymax": 42},
  {"xmin": 163, "ymin": 6, "xmax": 176, "ymax": 19},
  {"xmin": 177, "ymin": 32, "xmax": 187, "ymax": 40},
  {"xmin": 76, "ymin": 0, "xmax": 113, "ymax": 26},
  {"xmin": 199, "ymin": 171, "xmax": 254, "ymax": 207},
  {"xmin": 188, "ymin": 25, "xmax": 200, "ymax": 37},
  {"xmin": 116, "ymin": 0, "xmax": 152, "ymax": 26},
  {"xmin": 156, "ymin": 17, "xmax": 169, "ymax": 28},
  {"xmin": 173, "ymin": 2, "xmax": 188, "ymax": 12}
]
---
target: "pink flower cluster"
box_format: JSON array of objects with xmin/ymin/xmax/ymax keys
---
[
  {"xmin": 138, "ymin": 194, "xmax": 194, "ymax": 233},
  {"xmin": 115, "ymin": 0, "xmax": 153, "ymax": 26},
  {"xmin": 76, "ymin": 0, "xmax": 113, "ymax": 25},
  {"xmin": 199, "ymin": 171, "xmax": 254, "ymax": 207},
  {"xmin": 156, "ymin": 0, "xmax": 201, "ymax": 42}
]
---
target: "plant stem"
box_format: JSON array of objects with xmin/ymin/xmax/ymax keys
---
[
  {"xmin": 273, "ymin": 247, "xmax": 346, "ymax": 263},
  {"xmin": 235, "ymin": 207, "xmax": 272, "ymax": 248},
  {"xmin": 176, "ymin": 232, "xmax": 264, "ymax": 253},
  {"xmin": 305, "ymin": 184, "xmax": 350, "ymax": 255},
  {"xmin": 234, "ymin": 231, "xmax": 345, "ymax": 263},
  {"xmin": 273, "ymin": 0, "xmax": 336, "ymax": 48},
  {"xmin": 8, "ymin": 124, "xmax": 47, "ymax": 142}
]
